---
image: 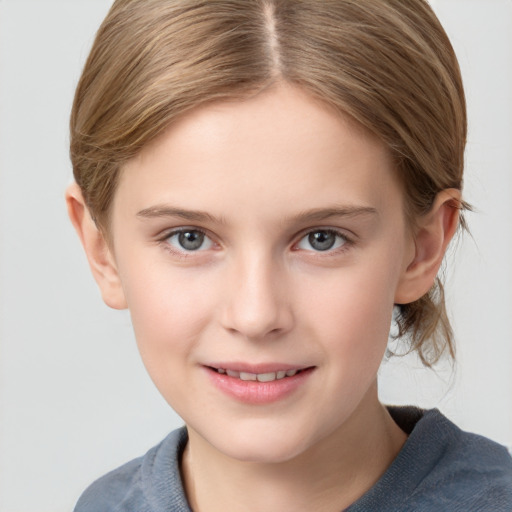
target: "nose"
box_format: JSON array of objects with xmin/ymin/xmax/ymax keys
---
[{"xmin": 221, "ymin": 252, "xmax": 294, "ymax": 340}]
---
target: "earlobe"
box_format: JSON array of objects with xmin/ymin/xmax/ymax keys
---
[
  {"xmin": 394, "ymin": 189, "xmax": 461, "ymax": 305},
  {"xmin": 65, "ymin": 183, "xmax": 128, "ymax": 310}
]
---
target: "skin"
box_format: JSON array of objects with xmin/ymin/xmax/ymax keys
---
[{"xmin": 67, "ymin": 82, "xmax": 460, "ymax": 511}]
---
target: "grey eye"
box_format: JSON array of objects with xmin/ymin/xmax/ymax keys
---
[
  {"xmin": 308, "ymin": 231, "xmax": 336, "ymax": 251},
  {"xmin": 179, "ymin": 230, "xmax": 204, "ymax": 250},
  {"xmin": 297, "ymin": 230, "xmax": 346, "ymax": 252},
  {"xmin": 167, "ymin": 230, "xmax": 213, "ymax": 251}
]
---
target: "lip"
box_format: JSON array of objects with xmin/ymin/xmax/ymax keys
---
[
  {"xmin": 207, "ymin": 362, "xmax": 311, "ymax": 374},
  {"xmin": 204, "ymin": 363, "xmax": 315, "ymax": 405}
]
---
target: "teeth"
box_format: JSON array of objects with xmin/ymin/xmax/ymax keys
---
[
  {"xmin": 216, "ymin": 368, "xmax": 302, "ymax": 381},
  {"xmin": 240, "ymin": 372, "xmax": 257, "ymax": 381},
  {"xmin": 257, "ymin": 372, "xmax": 276, "ymax": 382}
]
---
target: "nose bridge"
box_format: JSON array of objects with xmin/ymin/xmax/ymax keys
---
[{"xmin": 222, "ymin": 246, "xmax": 293, "ymax": 339}]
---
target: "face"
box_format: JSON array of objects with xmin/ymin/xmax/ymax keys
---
[{"xmin": 108, "ymin": 83, "xmax": 415, "ymax": 463}]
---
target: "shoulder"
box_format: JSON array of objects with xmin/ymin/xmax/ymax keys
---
[
  {"xmin": 349, "ymin": 407, "xmax": 512, "ymax": 512},
  {"xmin": 397, "ymin": 408, "xmax": 512, "ymax": 511},
  {"xmin": 73, "ymin": 456, "xmax": 145, "ymax": 512},
  {"xmin": 73, "ymin": 427, "xmax": 191, "ymax": 512},
  {"xmin": 409, "ymin": 409, "xmax": 512, "ymax": 510}
]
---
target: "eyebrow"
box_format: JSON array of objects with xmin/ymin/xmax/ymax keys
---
[
  {"xmin": 293, "ymin": 206, "xmax": 378, "ymax": 223},
  {"xmin": 137, "ymin": 205, "xmax": 224, "ymax": 224},
  {"xmin": 137, "ymin": 204, "xmax": 378, "ymax": 225}
]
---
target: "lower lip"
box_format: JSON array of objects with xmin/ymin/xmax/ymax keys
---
[{"xmin": 205, "ymin": 367, "xmax": 314, "ymax": 404}]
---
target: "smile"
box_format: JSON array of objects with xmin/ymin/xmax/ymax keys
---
[
  {"xmin": 205, "ymin": 365, "xmax": 315, "ymax": 404},
  {"xmin": 213, "ymin": 368, "xmax": 302, "ymax": 382}
]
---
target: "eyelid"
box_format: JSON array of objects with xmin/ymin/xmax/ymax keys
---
[
  {"xmin": 158, "ymin": 226, "xmax": 219, "ymax": 254},
  {"xmin": 157, "ymin": 225, "xmax": 211, "ymax": 240},
  {"xmin": 292, "ymin": 227, "xmax": 354, "ymax": 253},
  {"xmin": 297, "ymin": 222, "xmax": 358, "ymax": 239}
]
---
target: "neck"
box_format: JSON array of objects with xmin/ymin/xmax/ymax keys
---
[{"xmin": 181, "ymin": 385, "xmax": 406, "ymax": 512}]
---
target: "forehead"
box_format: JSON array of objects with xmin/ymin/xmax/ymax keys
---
[{"xmin": 115, "ymin": 83, "xmax": 403, "ymax": 223}]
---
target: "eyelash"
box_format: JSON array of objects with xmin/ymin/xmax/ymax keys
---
[
  {"xmin": 158, "ymin": 228, "xmax": 215, "ymax": 258},
  {"xmin": 157, "ymin": 227, "xmax": 354, "ymax": 258},
  {"xmin": 294, "ymin": 228, "xmax": 353, "ymax": 255}
]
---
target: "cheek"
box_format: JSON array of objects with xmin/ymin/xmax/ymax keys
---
[
  {"xmin": 302, "ymin": 256, "xmax": 399, "ymax": 361},
  {"xmin": 118, "ymin": 257, "xmax": 216, "ymax": 374}
]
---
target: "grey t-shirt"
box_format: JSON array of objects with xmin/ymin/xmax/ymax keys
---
[{"xmin": 74, "ymin": 408, "xmax": 512, "ymax": 511}]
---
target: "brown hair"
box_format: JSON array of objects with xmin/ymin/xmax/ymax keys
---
[{"xmin": 70, "ymin": 0, "xmax": 467, "ymax": 366}]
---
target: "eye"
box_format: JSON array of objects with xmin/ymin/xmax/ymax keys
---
[
  {"xmin": 166, "ymin": 229, "xmax": 214, "ymax": 252},
  {"xmin": 296, "ymin": 229, "xmax": 348, "ymax": 252}
]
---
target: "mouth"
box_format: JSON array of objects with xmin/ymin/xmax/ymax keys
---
[
  {"xmin": 205, "ymin": 364, "xmax": 315, "ymax": 404},
  {"xmin": 208, "ymin": 367, "xmax": 308, "ymax": 382}
]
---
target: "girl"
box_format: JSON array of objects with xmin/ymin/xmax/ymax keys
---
[{"xmin": 66, "ymin": 1, "xmax": 512, "ymax": 510}]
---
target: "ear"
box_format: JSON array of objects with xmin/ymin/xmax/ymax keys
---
[
  {"xmin": 65, "ymin": 183, "xmax": 127, "ymax": 310},
  {"xmin": 394, "ymin": 189, "xmax": 461, "ymax": 305}
]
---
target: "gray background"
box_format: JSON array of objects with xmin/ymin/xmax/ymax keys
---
[{"xmin": 0, "ymin": 1, "xmax": 511, "ymax": 510}]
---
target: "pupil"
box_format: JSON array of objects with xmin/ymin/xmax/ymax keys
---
[
  {"xmin": 178, "ymin": 230, "xmax": 204, "ymax": 250},
  {"xmin": 309, "ymin": 231, "xmax": 335, "ymax": 251}
]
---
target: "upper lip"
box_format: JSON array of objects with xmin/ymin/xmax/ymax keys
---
[{"xmin": 205, "ymin": 362, "xmax": 313, "ymax": 374}]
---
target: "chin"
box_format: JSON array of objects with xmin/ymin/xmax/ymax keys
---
[
  {"xmin": 219, "ymin": 438, "xmax": 308, "ymax": 464},
  {"xmin": 200, "ymin": 419, "xmax": 323, "ymax": 465}
]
